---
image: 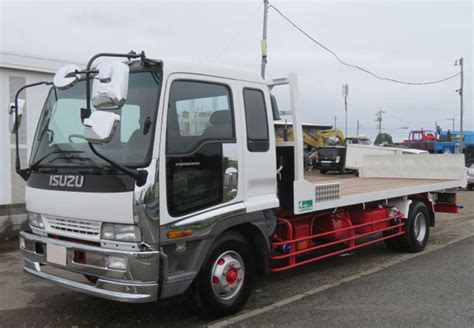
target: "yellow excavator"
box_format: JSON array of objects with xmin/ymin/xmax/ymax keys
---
[
  {"xmin": 275, "ymin": 123, "xmax": 345, "ymax": 148},
  {"xmin": 304, "ymin": 129, "xmax": 345, "ymax": 149}
]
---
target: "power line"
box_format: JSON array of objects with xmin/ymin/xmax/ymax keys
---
[
  {"xmin": 215, "ymin": 2, "xmax": 264, "ymax": 62},
  {"xmin": 269, "ymin": 4, "xmax": 460, "ymax": 86}
]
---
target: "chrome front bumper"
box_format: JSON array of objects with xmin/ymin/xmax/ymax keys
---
[{"xmin": 19, "ymin": 231, "xmax": 160, "ymax": 303}]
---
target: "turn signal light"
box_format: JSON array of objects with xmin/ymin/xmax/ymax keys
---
[{"xmin": 167, "ymin": 229, "xmax": 193, "ymax": 239}]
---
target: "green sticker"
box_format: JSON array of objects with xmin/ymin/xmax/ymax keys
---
[{"xmin": 298, "ymin": 199, "xmax": 313, "ymax": 212}]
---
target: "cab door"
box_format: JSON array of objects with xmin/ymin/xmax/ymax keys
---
[
  {"xmin": 238, "ymin": 81, "xmax": 278, "ymax": 212},
  {"xmin": 160, "ymin": 74, "xmax": 243, "ymax": 225}
]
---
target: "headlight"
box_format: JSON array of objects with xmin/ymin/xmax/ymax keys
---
[
  {"xmin": 101, "ymin": 224, "xmax": 142, "ymax": 242},
  {"xmin": 335, "ymin": 156, "xmax": 341, "ymax": 163},
  {"xmin": 28, "ymin": 212, "xmax": 45, "ymax": 229}
]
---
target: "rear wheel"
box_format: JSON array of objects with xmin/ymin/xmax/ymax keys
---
[
  {"xmin": 386, "ymin": 201, "xmax": 430, "ymax": 253},
  {"xmin": 191, "ymin": 232, "xmax": 254, "ymax": 318},
  {"xmin": 320, "ymin": 169, "xmax": 327, "ymax": 174}
]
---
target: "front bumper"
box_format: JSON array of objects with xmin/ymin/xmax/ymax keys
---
[{"xmin": 19, "ymin": 231, "xmax": 160, "ymax": 303}]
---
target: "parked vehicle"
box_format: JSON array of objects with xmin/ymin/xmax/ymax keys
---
[
  {"xmin": 10, "ymin": 52, "xmax": 466, "ymax": 318},
  {"xmin": 465, "ymin": 144, "xmax": 474, "ymax": 167},
  {"xmin": 439, "ymin": 130, "xmax": 474, "ymax": 146},
  {"xmin": 316, "ymin": 146, "xmax": 346, "ymax": 174},
  {"xmin": 404, "ymin": 130, "xmax": 460, "ymax": 154},
  {"xmin": 467, "ymin": 164, "xmax": 474, "ymax": 190}
]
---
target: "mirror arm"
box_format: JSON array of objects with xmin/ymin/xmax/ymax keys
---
[
  {"xmin": 84, "ymin": 51, "xmax": 146, "ymax": 120},
  {"xmin": 88, "ymin": 143, "xmax": 148, "ymax": 187},
  {"xmin": 13, "ymin": 81, "xmax": 53, "ymax": 181}
]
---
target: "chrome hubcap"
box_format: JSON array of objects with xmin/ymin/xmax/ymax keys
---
[
  {"xmin": 413, "ymin": 212, "xmax": 427, "ymax": 242},
  {"xmin": 211, "ymin": 250, "xmax": 245, "ymax": 301}
]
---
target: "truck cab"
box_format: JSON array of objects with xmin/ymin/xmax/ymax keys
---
[{"xmin": 17, "ymin": 54, "xmax": 278, "ymax": 316}]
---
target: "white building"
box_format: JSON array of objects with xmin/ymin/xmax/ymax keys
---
[{"xmin": 0, "ymin": 52, "xmax": 81, "ymax": 205}]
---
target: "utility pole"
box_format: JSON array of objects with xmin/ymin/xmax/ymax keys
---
[
  {"xmin": 356, "ymin": 120, "xmax": 360, "ymax": 137},
  {"xmin": 374, "ymin": 108, "xmax": 385, "ymax": 135},
  {"xmin": 448, "ymin": 117, "xmax": 455, "ymax": 131},
  {"xmin": 334, "ymin": 115, "xmax": 337, "ymax": 129},
  {"xmin": 342, "ymin": 84, "xmax": 349, "ymax": 137},
  {"xmin": 455, "ymin": 58, "xmax": 464, "ymax": 143},
  {"xmin": 261, "ymin": 0, "xmax": 270, "ymax": 79}
]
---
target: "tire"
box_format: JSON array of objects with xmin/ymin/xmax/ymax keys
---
[
  {"xmin": 383, "ymin": 233, "xmax": 402, "ymax": 251},
  {"xmin": 389, "ymin": 201, "xmax": 430, "ymax": 253},
  {"xmin": 383, "ymin": 216, "xmax": 402, "ymax": 251},
  {"xmin": 191, "ymin": 231, "xmax": 254, "ymax": 318},
  {"xmin": 320, "ymin": 169, "xmax": 327, "ymax": 174}
]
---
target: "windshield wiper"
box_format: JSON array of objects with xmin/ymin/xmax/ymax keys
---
[
  {"xmin": 51, "ymin": 154, "xmax": 111, "ymax": 171},
  {"xmin": 88, "ymin": 143, "xmax": 147, "ymax": 186},
  {"xmin": 30, "ymin": 150, "xmax": 85, "ymax": 171}
]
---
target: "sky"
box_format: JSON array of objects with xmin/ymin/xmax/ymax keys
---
[{"xmin": 1, "ymin": 0, "xmax": 472, "ymax": 141}]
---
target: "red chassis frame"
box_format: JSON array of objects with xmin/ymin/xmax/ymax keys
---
[{"xmin": 269, "ymin": 208, "xmax": 404, "ymax": 272}]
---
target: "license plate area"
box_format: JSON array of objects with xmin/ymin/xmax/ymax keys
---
[{"xmin": 46, "ymin": 244, "xmax": 67, "ymax": 266}]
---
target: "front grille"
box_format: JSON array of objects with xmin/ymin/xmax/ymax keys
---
[{"xmin": 43, "ymin": 216, "xmax": 101, "ymax": 239}]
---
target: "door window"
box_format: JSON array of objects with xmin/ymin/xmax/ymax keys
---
[{"xmin": 166, "ymin": 80, "xmax": 236, "ymax": 216}]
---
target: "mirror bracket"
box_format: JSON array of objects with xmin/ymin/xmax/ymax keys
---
[{"xmin": 83, "ymin": 51, "xmax": 146, "ymax": 118}]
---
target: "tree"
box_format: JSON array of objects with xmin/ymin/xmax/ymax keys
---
[{"xmin": 374, "ymin": 133, "xmax": 393, "ymax": 145}]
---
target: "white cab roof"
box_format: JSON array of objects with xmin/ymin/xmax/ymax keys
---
[{"xmin": 162, "ymin": 59, "xmax": 265, "ymax": 84}]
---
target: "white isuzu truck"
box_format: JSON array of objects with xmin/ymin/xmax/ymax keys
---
[{"xmin": 11, "ymin": 52, "xmax": 466, "ymax": 318}]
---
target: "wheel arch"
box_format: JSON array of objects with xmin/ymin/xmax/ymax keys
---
[
  {"xmin": 389, "ymin": 196, "xmax": 435, "ymax": 227},
  {"xmin": 224, "ymin": 221, "xmax": 271, "ymax": 275}
]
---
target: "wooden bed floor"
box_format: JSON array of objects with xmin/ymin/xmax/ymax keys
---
[{"xmin": 305, "ymin": 172, "xmax": 452, "ymax": 197}]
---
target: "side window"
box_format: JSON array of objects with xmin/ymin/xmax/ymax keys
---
[
  {"xmin": 166, "ymin": 80, "xmax": 236, "ymax": 217},
  {"xmin": 243, "ymin": 88, "xmax": 269, "ymax": 152},
  {"xmin": 167, "ymin": 80, "xmax": 234, "ymax": 155}
]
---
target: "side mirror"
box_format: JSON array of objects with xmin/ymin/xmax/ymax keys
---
[
  {"xmin": 84, "ymin": 111, "xmax": 120, "ymax": 144},
  {"xmin": 91, "ymin": 61, "xmax": 129, "ymax": 110},
  {"xmin": 9, "ymin": 99, "xmax": 25, "ymax": 134},
  {"xmin": 53, "ymin": 64, "xmax": 80, "ymax": 90}
]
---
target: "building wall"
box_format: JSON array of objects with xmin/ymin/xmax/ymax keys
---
[{"xmin": 0, "ymin": 68, "xmax": 53, "ymax": 205}]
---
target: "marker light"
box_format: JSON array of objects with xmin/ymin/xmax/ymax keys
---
[{"xmin": 167, "ymin": 229, "xmax": 193, "ymax": 239}]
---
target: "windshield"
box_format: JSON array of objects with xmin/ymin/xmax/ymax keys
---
[{"xmin": 30, "ymin": 71, "xmax": 161, "ymax": 168}]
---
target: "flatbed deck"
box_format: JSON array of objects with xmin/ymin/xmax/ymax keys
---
[
  {"xmin": 305, "ymin": 173, "xmax": 452, "ymax": 197},
  {"xmin": 301, "ymin": 171, "xmax": 461, "ymax": 212}
]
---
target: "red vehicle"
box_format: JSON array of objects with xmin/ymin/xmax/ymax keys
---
[{"xmin": 404, "ymin": 130, "xmax": 438, "ymax": 152}]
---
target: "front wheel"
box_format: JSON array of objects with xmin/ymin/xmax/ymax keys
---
[{"xmin": 191, "ymin": 232, "xmax": 254, "ymax": 318}]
